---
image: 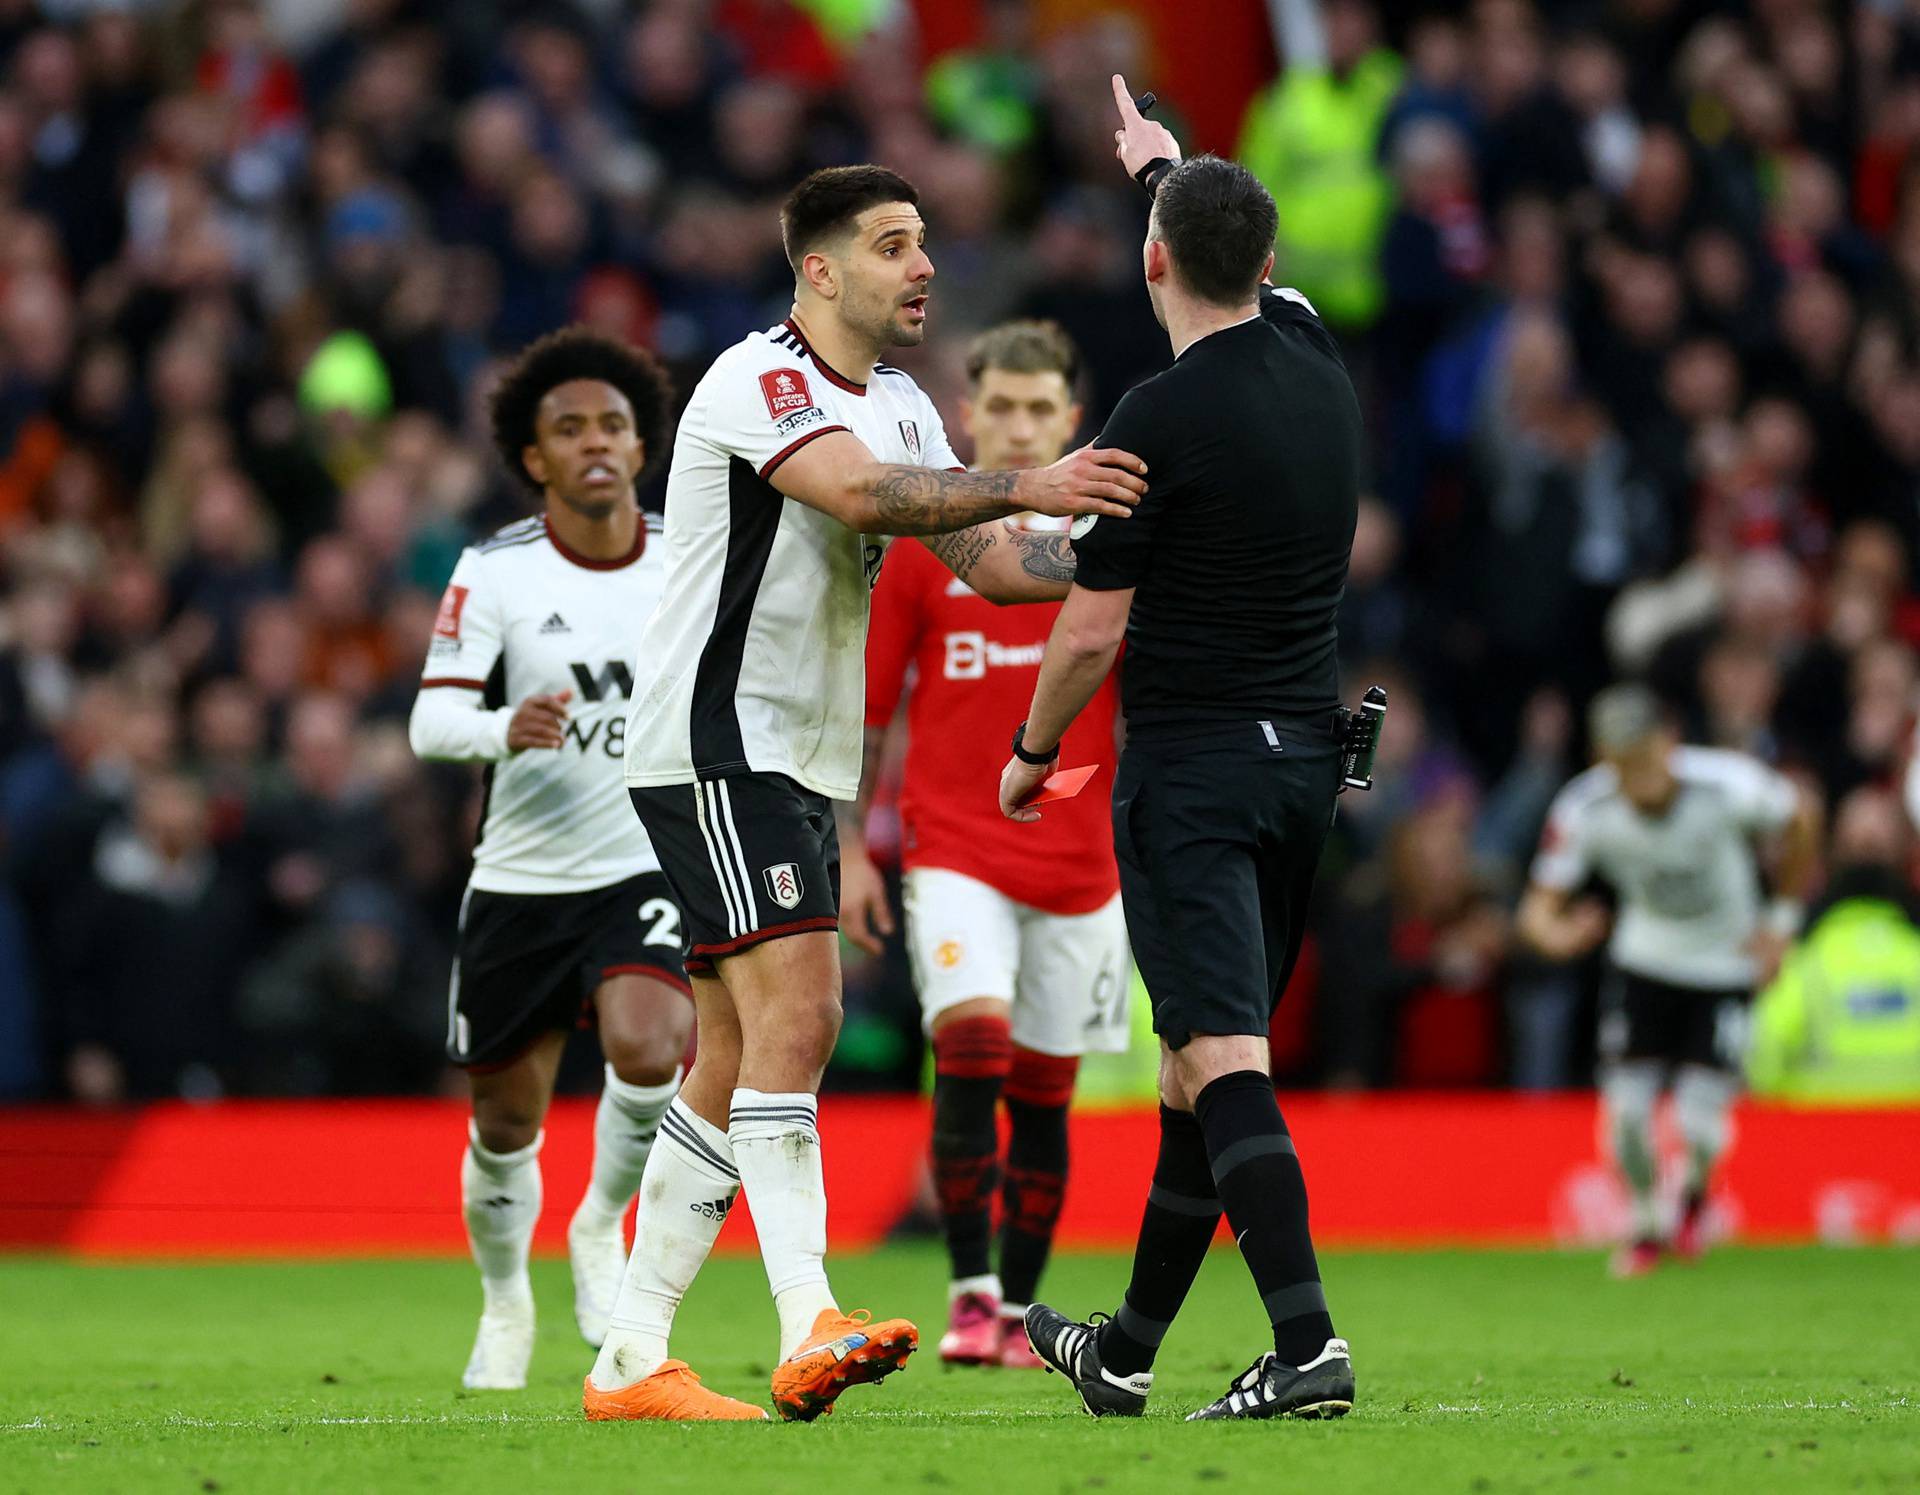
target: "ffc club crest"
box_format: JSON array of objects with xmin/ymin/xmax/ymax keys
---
[
  {"xmin": 764, "ymin": 863, "xmax": 804, "ymax": 910},
  {"xmin": 898, "ymin": 419, "xmax": 921, "ymax": 460}
]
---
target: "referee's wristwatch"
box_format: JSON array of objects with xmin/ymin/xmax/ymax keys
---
[{"xmin": 1011, "ymin": 721, "xmax": 1060, "ymax": 767}]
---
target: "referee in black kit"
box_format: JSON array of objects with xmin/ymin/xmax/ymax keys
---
[{"xmin": 998, "ymin": 77, "xmax": 1362, "ymax": 1423}]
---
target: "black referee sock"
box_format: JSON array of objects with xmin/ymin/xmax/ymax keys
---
[
  {"xmin": 1194, "ymin": 1070, "xmax": 1335, "ymax": 1367},
  {"xmin": 1096, "ymin": 1106, "xmax": 1221, "ymax": 1376}
]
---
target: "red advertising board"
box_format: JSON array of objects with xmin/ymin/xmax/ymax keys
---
[{"xmin": 2, "ymin": 1096, "xmax": 1916, "ymax": 1257}]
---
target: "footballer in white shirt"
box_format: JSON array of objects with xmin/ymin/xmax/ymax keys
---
[
  {"xmin": 409, "ymin": 329, "xmax": 689, "ymax": 1391},
  {"xmin": 1519, "ymin": 684, "xmax": 1820, "ymax": 1276},
  {"xmin": 585, "ymin": 164, "xmax": 1148, "ymax": 1424}
]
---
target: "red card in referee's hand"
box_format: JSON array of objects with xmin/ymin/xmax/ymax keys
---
[{"xmin": 1022, "ymin": 763, "xmax": 1098, "ymax": 806}]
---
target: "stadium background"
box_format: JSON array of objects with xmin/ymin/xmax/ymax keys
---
[{"xmin": 1, "ymin": 0, "xmax": 1917, "ymax": 1264}]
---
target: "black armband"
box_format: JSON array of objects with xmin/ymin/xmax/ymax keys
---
[{"xmin": 1134, "ymin": 157, "xmax": 1176, "ymax": 200}]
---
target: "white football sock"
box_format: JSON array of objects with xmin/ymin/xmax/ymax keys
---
[
  {"xmin": 462, "ymin": 1123, "xmax": 542, "ymax": 1314},
  {"xmin": 1674, "ymin": 1065, "xmax": 1738, "ymax": 1196},
  {"xmin": 590, "ymin": 1098, "xmax": 739, "ymax": 1389},
  {"xmin": 729, "ymin": 1089, "xmax": 837, "ymax": 1359},
  {"xmin": 1601, "ymin": 1063, "xmax": 1662, "ymax": 1239},
  {"xmin": 575, "ymin": 1064, "xmax": 681, "ymax": 1233}
]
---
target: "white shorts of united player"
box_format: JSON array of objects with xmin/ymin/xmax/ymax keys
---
[{"xmin": 901, "ymin": 867, "xmax": 1131, "ymax": 1057}]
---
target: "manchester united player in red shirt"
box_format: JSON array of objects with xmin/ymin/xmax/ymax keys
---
[{"xmin": 841, "ymin": 323, "xmax": 1129, "ymax": 1368}]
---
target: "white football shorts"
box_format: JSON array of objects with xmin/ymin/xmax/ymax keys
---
[{"xmin": 901, "ymin": 866, "xmax": 1131, "ymax": 1057}]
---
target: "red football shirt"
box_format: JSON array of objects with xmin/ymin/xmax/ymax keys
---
[{"xmin": 865, "ymin": 537, "xmax": 1121, "ymax": 915}]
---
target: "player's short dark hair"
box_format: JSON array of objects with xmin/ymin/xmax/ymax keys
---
[
  {"xmin": 488, "ymin": 326, "xmax": 673, "ymax": 494},
  {"xmin": 964, "ymin": 319, "xmax": 1082, "ymax": 391},
  {"xmin": 1151, "ymin": 154, "xmax": 1279, "ymax": 308},
  {"xmin": 780, "ymin": 165, "xmax": 920, "ymax": 273}
]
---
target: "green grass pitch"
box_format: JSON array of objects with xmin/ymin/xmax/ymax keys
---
[{"xmin": 1, "ymin": 1244, "xmax": 1914, "ymax": 1493}]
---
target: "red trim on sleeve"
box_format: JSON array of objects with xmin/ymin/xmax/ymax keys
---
[
  {"xmin": 420, "ymin": 677, "xmax": 487, "ymax": 690},
  {"xmin": 543, "ymin": 515, "xmax": 647, "ymax": 570},
  {"xmin": 759, "ymin": 424, "xmax": 851, "ymax": 482},
  {"xmin": 690, "ymin": 916, "xmax": 840, "ymax": 961},
  {"xmin": 783, "ymin": 318, "xmax": 868, "ymax": 395}
]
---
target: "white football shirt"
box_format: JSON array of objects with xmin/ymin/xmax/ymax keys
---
[
  {"xmin": 412, "ymin": 513, "xmax": 667, "ymax": 894},
  {"xmin": 624, "ymin": 317, "xmax": 960, "ymax": 800},
  {"xmin": 1531, "ymin": 746, "xmax": 1798, "ymax": 989}
]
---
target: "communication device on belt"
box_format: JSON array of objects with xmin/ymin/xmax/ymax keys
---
[{"xmin": 1333, "ymin": 685, "xmax": 1387, "ymax": 793}]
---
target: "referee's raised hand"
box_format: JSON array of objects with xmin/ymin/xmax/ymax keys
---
[
  {"xmin": 1014, "ymin": 443, "xmax": 1148, "ymax": 520},
  {"xmin": 1111, "ymin": 73, "xmax": 1181, "ymax": 179}
]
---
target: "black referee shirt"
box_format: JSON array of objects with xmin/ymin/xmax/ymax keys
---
[{"xmin": 1071, "ymin": 285, "xmax": 1361, "ymax": 728}]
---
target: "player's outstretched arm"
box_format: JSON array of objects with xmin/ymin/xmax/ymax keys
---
[
  {"xmin": 409, "ymin": 686, "xmax": 572, "ymax": 761},
  {"xmin": 768, "ymin": 429, "xmax": 1146, "ymax": 534},
  {"xmin": 919, "ymin": 521, "xmax": 1078, "ymax": 605},
  {"xmin": 1749, "ymin": 779, "xmax": 1824, "ymax": 981},
  {"xmin": 1515, "ymin": 883, "xmax": 1610, "ymax": 963}
]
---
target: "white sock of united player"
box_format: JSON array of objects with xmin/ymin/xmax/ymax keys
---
[
  {"xmin": 729, "ymin": 1089, "xmax": 838, "ymax": 1359},
  {"xmin": 1194, "ymin": 1072, "xmax": 1336, "ymax": 1367},
  {"xmin": 998, "ymin": 1047, "xmax": 1077, "ymax": 1318},
  {"xmin": 575, "ymin": 1064, "xmax": 682, "ymax": 1234},
  {"xmin": 592, "ymin": 1097, "xmax": 739, "ymax": 1388},
  {"xmin": 1096, "ymin": 1106, "xmax": 1221, "ymax": 1375},
  {"xmin": 462, "ymin": 1123, "xmax": 543, "ymax": 1316},
  {"xmin": 931, "ymin": 1014, "xmax": 1014, "ymax": 1288}
]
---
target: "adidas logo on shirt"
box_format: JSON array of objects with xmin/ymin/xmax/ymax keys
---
[
  {"xmin": 689, "ymin": 1197, "xmax": 732, "ymax": 1220},
  {"xmin": 539, "ymin": 612, "xmax": 570, "ymax": 634}
]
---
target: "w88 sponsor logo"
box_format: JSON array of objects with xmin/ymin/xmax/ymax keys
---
[{"xmin": 563, "ymin": 713, "xmax": 627, "ymax": 758}]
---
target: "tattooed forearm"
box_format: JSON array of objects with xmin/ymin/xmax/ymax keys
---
[
  {"xmin": 1011, "ymin": 528, "xmax": 1076, "ymax": 583},
  {"xmin": 922, "ymin": 524, "xmax": 996, "ymax": 580},
  {"xmin": 867, "ymin": 465, "xmax": 1021, "ymax": 534}
]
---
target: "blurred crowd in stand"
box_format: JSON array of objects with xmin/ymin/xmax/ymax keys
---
[{"xmin": 3, "ymin": 0, "xmax": 1919, "ymax": 1103}]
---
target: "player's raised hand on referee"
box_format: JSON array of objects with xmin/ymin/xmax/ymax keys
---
[
  {"xmin": 506, "ymin": 688, "xmax": 572, "ymax": 751},
  {"xmin": 1015, "ymin": 443, "xmax": 1147, "ymax": 520},
  {"xmin": 1111, "ymin": 73, "xmax": 1181, "ymax": 179}
]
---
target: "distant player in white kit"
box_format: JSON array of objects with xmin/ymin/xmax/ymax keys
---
[
  {"xmin": 582, "ymin": 165, "xmax": 1146, "ymax": 1422},
  {"xmin": 410, "ymin": 330, "xmax": 691, "ymax": 1388},
  {"xmin": 1519, "ymin": 685, "xmax": 1820, "ymax": 1275}
]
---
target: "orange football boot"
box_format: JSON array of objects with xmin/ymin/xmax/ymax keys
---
[
  {"xmin": 769, "ymin": 1309, "xmax": 919, "ymax": 1422},
  {"xmin": 582, "ymin": 1361, "xmax": 769, "ymax": 1421}
]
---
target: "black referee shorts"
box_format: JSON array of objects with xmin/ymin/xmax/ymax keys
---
[
  {"xmin": 628, "ymin": 773, "xmax": 841, "ymax": 977},
  {"xmin": 1113, "ymin": 718, "xmax": 1341, "ymax": 1051}
]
